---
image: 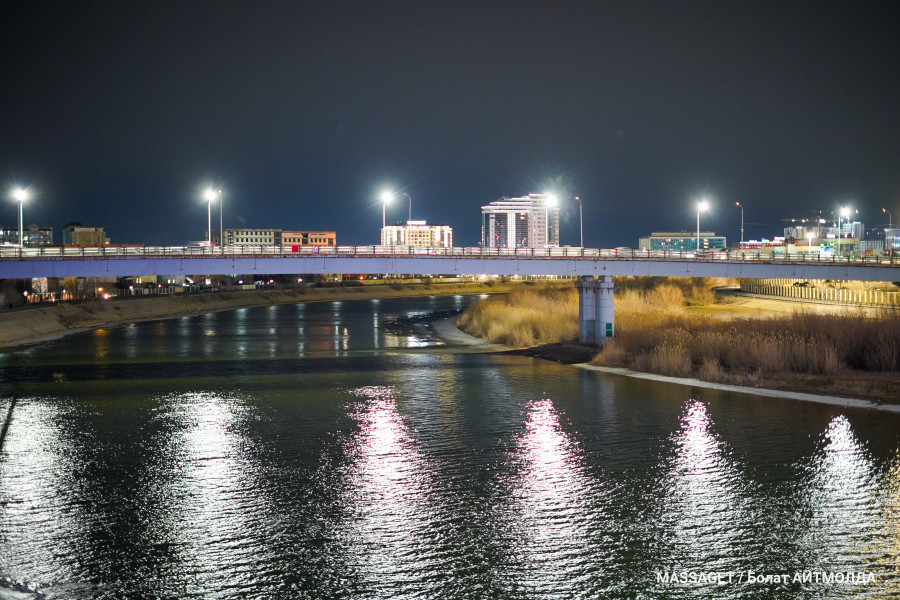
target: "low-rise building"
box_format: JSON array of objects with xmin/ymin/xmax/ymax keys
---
[
  {"xmin": 0, "ymin": 223, "xmax": 53, "ymax": 247},
  {"xmin": 211, "ymin": 228, "xmax": 337, "ymax": 247},
  {"xmin": 381, "ymin": 221, "xmax": 452, "ymax": 247},
  {"xmin": 639, "ymin": 231, "xmax": 726, "ymax": 251},
  {"xmin": 282, "ymin": 230, "xmax": 337, "ymax": 247},
  {"xmin": 63, "ymin": 223, "xmax": 109, "ymax": 245}
]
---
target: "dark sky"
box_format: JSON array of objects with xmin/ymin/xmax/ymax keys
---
[{"xmin": 2, "ymin": 1, "xmax": 899, "ymax": 247}]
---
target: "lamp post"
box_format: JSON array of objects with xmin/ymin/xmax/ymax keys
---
[
  {"xmin": 735, "ymin": 201, "xmax": 744, "ymax": 245},
  {"xmin": 402, "ymin": 192, "xmax": 412, "ymax": 222},
  {"xmin": 696, "ymin": 200, "xmax": 709, "ymax": 252},
  {"xmin": 575, "ymin": 196, "xmax": 583, "ymax": 247},
  {"xmin": 884, "ymin": 207, "xmax": 893, "ymax": 229},
  {"xmin": 204, "ymin": 189, "xmax": 216, "ymax": 246},
  {"xmin": 545, "ymin": 194, "xmax": 558, "ymax": 247},
  {"xmin": 13, "ymin": 189, "xmax": 27, "ymax": 248},
  {"xmin": 218, "ymin": 188, "xmax": 223, "ymax": 247},
  {"xmin": 837, "ymin": 206, "xmax": 850, "ymax": 256},
  {"xmin": 379, "ymin": 191, "xmax": 392, "ymax": 246}
]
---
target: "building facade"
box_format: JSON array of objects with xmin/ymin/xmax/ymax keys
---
[
  {"xmin": 212, "ymin": 228, "xmax": 337, "ymax": 247},
  {"xmin": 62, "ymin": 223, "xmax": 109, "ymax": 245},
  {"xmin": 886, "ymin": 228, "xmax": 900, "ymax": 253},
  {"xmin": 481, "ymin": 194, "xmax": 559, "ymax": 248},
  {"xmin": 639, "ymin": 231, "xmax": 727, "ymax": 251},
  {"xmin": 381, "ymin": 221, "xmax": 452, "ymax": 247},
  {"xmin": 282, "ymin": 230, "xmax": 337, "ymax": 247},
  {"xmin": 0, "ymin": 223, "xmax": 53, "ymax": 247}
]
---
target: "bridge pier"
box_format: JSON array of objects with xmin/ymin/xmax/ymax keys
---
[{"xmin": 576, "ymin": 275, "xmax": 614, "ymax": 344}]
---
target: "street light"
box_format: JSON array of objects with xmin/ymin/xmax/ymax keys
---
[
  {"xmin": 217, "ymin": 188, "xmax": 223, "ymax": 247},
  {"xmin": 545, "ymin": 194, "xmax": 558, "ymax": 247},
  {"xmin": 884, "ymin": 207, "xmax": 893, "ymax": 229},
  {"xmin": 204, "ymin": 189, "xmax": 217, "ymax": 246},
  {"xmin": 835, "ymin": 206, "xmax": 851, "ymax": 256},
  {"xmin": 379, "ymin": 190, "xmax": 392, "ymax": 231},
  {"xmin": 574, "ymin": 196, "xmax": 583, "ymax": 248},
  {"xmin": 402, "ymin": 192, "xmax": 412, "ymax": 222},
  {"xmin": 696, "ymin": 199, "xmax": 709, "ymax": 252},
  {"xmin": 735, "ymin": 201, "xmax": 744, "ymax": 245},
  {"xmin": 13, "ymin": 188, "xmax": 28, "ymax": 249}
]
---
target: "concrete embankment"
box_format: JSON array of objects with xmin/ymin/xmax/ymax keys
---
[{"xmin": 0, "ymin": 282, "xmax": 520, "ymax": 350}]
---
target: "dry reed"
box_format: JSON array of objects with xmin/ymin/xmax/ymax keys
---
[{"xmin": 457, "ymin": 285, "xmax": 579, "ymax": 346}]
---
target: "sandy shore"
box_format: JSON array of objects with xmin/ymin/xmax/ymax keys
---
[{"xmin": 0, "ymin": 282, "xmax": 521, "ymax": 351}]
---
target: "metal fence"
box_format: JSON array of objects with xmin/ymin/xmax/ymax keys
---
[{"xmin": 740, "ymin": 279, "xmax": 900, "ymax": 308}]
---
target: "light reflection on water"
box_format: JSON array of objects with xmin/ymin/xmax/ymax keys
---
[
  {"xmin": 0, "ymin": 295, "xmax": 898, "ymax": 599},
  {"xmin": 495, "ymin": 398, "xmax": 612, "ymax": 597},
  {"xmin": 334, "ymin": 386, "xmax": 439, "ymax": 595}
]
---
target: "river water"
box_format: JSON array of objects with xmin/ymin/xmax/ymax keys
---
[{"xmin": 0, "ymin": 295, "xmax": 898, "ymax": 599}]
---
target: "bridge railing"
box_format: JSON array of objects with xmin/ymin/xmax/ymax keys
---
[{"xmin": 0, "ymin": 244, "xmax": 897, "ymax": 267}]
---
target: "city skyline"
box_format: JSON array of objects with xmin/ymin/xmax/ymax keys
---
[{"xmin": 2, "ymin": 1, "xmax": 899, "ymax": 247}]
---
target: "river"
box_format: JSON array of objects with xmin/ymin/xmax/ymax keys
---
[{"xmin": 0, "ymin": 295, "xmax": 898, "ymax": 599}]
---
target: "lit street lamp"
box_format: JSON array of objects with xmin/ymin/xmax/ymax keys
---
[
  {"xmin": 204, "ymin": 189, "xmax": 217, "ymax": 246},
  {"xmin": 575, "ymin": 196, "xmax": 583, "ymax": 248},
  {"xmin": 735, "ymin": 201, "xmax": 744, "ymax": 245},
  {"xmin": 546, "ymin": 194, "xmax": 558, "ymax": 246},
  {"xmin": 217, "ymin": 188, "xmax": 223, "ymax": 247},
  {"xmin": 696, "ymin": 199, "xmax": 709, "ymax": 252},
  {"xmin": 379, "ymin": 190, "xmax": 392, "ymax": 231},
  {"xmin": 13, "ymin": 188, "xmax": 28, "ymax": 248},
  {"xmin": 833, "ymin": 206, "xmax": 854, "ymax": 256},
  {"xmin": 884, "ymin": 207, "xmax": 893, "ymax": 229}
]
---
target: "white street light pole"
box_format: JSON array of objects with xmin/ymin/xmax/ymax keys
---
[
  {"xmin": 13, "ymin": 189, "xmax": 28, "ymax": 248},
  {"xmin": 204, "ymin": 188, "xmax": 216, "ymax": 246},
  {"xmin": 218, "ymin": 188, "xmax": 223, "ymax": 247},
  {"xmin": 379, "ymin": 191, "xmax": 392, "ymax": 243},
  {"xmin": 575, "ymin": 196, "xmax": 583, "ymax": 247},
  {"xmin": 696, "ymin": 200, "xmax": 709, "ymax": 251},
  {"xmin": 735, "ymin": 201, "xmax": 744, "ymax": 244},
  {"xmin": 402, "ymin": 192, "xmax": 412, "ymax": 222},
  {"xmin": 884, "ymin": 207, "xmax": 893, "ymax": 229},
  {"xmin": 837, "ymin": 206, "xmax": 850, "ymax": 256}
]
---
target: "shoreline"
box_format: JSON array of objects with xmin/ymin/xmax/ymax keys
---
[
  {"xmin": 0, "ymin": 282, "xmax": 528, "ymax": 351},
  {"xmin": 4, "ymin": 285, "xmax": 897, "ymax": 414},
  {"xmin": 438, "ymin": 317, "xmax": 900, "ymax": 414},
  {"xmin": 576, "ymin": 363, "xmax": 900, "ymax": 413}
]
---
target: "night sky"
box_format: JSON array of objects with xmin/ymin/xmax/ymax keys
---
[{"xmin": 2, "ymin": 1, "xmax": 899, "ymax": 247}]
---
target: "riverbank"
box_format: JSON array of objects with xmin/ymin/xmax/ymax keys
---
[
  {"xmin": 452, "ymin": 281, "xmax": 900, "ymax": 406},
  {"xmin": 0, "ymin": 281, "xmax": 524, "ymax": 350},
  {"xmin": 435, "ymin": 317, "xmax": 900, "ymax": 413}
]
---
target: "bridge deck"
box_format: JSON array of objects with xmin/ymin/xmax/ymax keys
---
[{"xmin": 1, "ymin": 245, "xmax": 897, "ymax": 281}]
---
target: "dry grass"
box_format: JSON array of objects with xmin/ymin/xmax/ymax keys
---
[
  {"xmin": 591, "ymin": 309, "xmax": 900, "ymax": 389},
  {"xmin": 457, "ymin": 285, "xmax": 578, "ymax": 346},
  {"xmin": 460, "ymin": 278, "xmax": 900, "ymax": 398}
]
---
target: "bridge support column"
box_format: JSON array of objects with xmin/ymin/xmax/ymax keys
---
[{"xmin": 576, "ymin": 275, "xmax": 614, "ymax": 344}]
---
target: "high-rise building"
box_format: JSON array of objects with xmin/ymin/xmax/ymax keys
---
[
  {"xmin": 481, "ymin": 194, "xmax": 559, "ymax": 248},
  {"xmin": 381, "ymin": 221, "xmax": 452, "ymax": 247}
]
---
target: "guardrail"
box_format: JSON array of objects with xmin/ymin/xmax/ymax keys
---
[{"xmin": 0, "ymin": 245, "xmax": 897, "ymax": 266}]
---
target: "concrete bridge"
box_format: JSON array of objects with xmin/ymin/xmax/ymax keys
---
[{"xmin": 2, "ymin": 244, "xmax": 898, "ymax": 343}]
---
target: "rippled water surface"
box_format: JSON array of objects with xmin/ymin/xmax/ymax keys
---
[{"xmin": 1, "ymin": 295, "xmax": 899, "ymax": 599}]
